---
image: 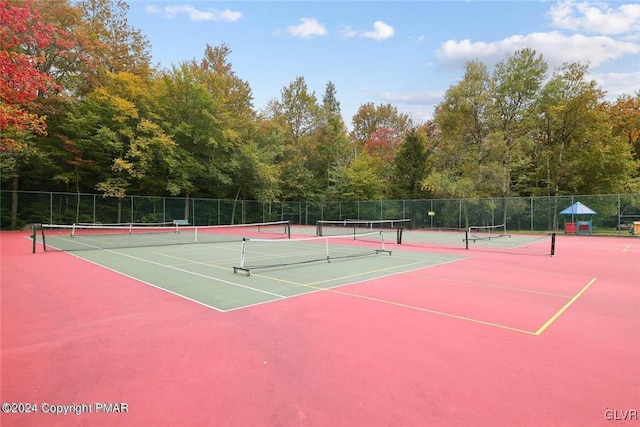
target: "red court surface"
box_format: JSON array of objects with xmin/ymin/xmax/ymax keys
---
[{"xmin": 1, "ymin": 231, "xmax": 639, "ymax": 426}]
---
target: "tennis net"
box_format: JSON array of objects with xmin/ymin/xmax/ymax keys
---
[
  {"xmin": 465, "ymin": 224, "xmax": 509, "ymax": 243},
  {"xmin": 233, "ymin": 231, "xmax": 391, "ymax": 275},
  {"xmin": 316, "ymin": 219, "xmax": 410, "ymax": 244},
  {"xmin": 39, "ymin": 221, "xmax": 290, "ymax": 251}
]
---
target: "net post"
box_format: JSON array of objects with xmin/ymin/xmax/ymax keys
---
[
  {"xmin": 232, "ymin": 238, "xmax": 251, "ymax": 276},
  {"xmin": 40, "ymin": 224, "xmax": 47, "ymax": 251},
  {"xmin": 325, "ymin": 236, "xmax": 330, "ymax": 262},
  {"xmin": 71, "ymin": 223, "xmax": 76, "ymax": 238},
  {"xmin": 32, "ymin": 224, "xmax": 37, "ymax": 253},
  {"xmin": 240, "ymin": 238, "xmax": 247, "ymax": 268},
  {"xmin": 465, "ymin": 229, "xmax": 469, "ymax": 249},
  {"xmin": 551, "ymin": 232, "xmax": 556, "ymax": 257}
]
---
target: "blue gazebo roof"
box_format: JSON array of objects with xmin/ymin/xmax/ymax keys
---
[{"xmin": 560, "ymin": 201, "xmax": 597, "ymax": 215}]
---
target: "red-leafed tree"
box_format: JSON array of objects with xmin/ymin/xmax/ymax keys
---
[
  {"xmin": 0, "ymin": 0, "xmax": 63, "ymax": 149},
  {"xmin": 1, "ymin": 0, "xmax": 66, "ymax": 228}
]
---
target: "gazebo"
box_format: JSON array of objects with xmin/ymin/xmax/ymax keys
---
[{"xmin": 560, "ymin": 201, "xmax": 597, "ymax": 234}]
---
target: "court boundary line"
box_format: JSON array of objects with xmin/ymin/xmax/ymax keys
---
[
  {"xmin": 246, "ymin": 254, "xmax": 467, "ymax": 288},
  {"xmin": 39, "ymin": 241, "xmax": 597, "ymax": 335},
  {"xmin": 401, "ymin": 272, "xmax": 577, "ymax": 298},
  {"xmin": 324, "ymin": 288, "xmax": 539, "ymax": 335},
  {"xmin": 224, "ymin": 256, "xmax": 469, "ymax": 312},
  {"xmin": 237, "ymin": 265, "xmax": 597, "ymax": 336},
  {"xmin": 60, "ymin": 250, "xmax": 226, "ymax": 313},
  {"xmin": 102, "ymin": 249, "xmax": 288, "ymax": 299},
  {"xmin": 534, "ymin": 278, "xmax": 597, "ymax": 335}
]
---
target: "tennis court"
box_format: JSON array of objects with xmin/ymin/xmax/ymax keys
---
[{"xmin": 1, "ymin": 222, "xmax": 638, "ymax": 426}]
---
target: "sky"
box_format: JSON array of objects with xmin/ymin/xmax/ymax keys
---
[{"xmin": 126, "ymin": 0, "xmax": 640, "ymax": 125}]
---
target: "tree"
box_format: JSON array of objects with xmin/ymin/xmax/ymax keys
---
[
  {"xmin": 25, "ymin": 0, "xmax": 93, "ymax": 95},
  {"xmin": 609, "ymin": 93, "xmax": 640, "ymax": 164},
  {"xmin": 533, "ymin": 62, "xmax": 604, "ymax": 196},
  {"xmin": 350, "ymin": 103, "xmax": 412, "ymax": 197},
  {"xmin": 491, "ymin": 48, "xmax": 547, "ymax": 202},
  {"xmin": 0, "ymin": 0, "xmax": 61, "ymax": 147},
  {"xmin": 350, "ymin": 102, "xmax": 412, "ymax": 156},
  {"xmin": 0, "ymin": 0, "xmax": 65, "ymax": 228},
  {"xmin": 230, "ymin": 118, "xmax": 284, "ymax": 203},
  {"xmin": 328, "ymin": 152, "xmax": 384, "ymax": 201},
  {"xmin": 60, "ymin": 72, "xmax": 183, "ymax": 221},
  {"xmin": 276, "ymin": 76, "xmax": 324, "ymax": 200},
  {"xmin": 315, "ymin": 81, "xmax": 350, "ymax": 192},
  {"xmin": 77, "ymin": 0, "xmax": 151, "ymax": 85},
  {"xmin": 53, "ymin": 134, "xmax": 95, "ymax": 223},
  {"xmin": 391, "ymin": 127, "xmax": 430, "ymax": 199},
  {"xmin": 426, "ymin": 60, "xmax": 497, "ymax": 198},
  {"xmin": 157, "ymin": 63, "xmax": 227, "ymax": 199}
]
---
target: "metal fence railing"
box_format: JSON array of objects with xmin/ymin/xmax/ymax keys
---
[{"xmin": 2, "ymin": 190, "xmax": 639, "ymax": 235}]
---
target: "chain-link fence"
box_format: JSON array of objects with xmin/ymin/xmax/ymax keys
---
[{"xmin": 2, "ymin": 190, "xmax": 639, "ymax": 235}]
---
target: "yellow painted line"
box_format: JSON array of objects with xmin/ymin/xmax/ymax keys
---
[
  {"xmin": 150, "ymin": 249, "xmax": 546, "ymax": 336},
  {"xmin": 249, "ymin": 272, "xmax": 537, "ymax": 335},
  {"xmin": 324, "ymin": 289, "xmax": 538, "ymax": 335},
  {"xmin": 622, "ymin": 244, "xmax": 631, "ymax": 253},
  {"xmin": 534, "ymin": 278, "xmax": 597, "ymax": 336},
  {"xmin": 248, "ymin": 261, "xmax": 417, "ymax": 287},
  {"xmin": 404, "ymin": 272, "xmax": 575, "ymax": 299}
]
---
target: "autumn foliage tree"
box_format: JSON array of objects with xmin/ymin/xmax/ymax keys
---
[
  {"xmin": 1, "ymin": 0, "xmax": 69, "ymax": 227},
  {"xmin": 0, "ymin": 0, "xmax": 62, "ymax": 149}
]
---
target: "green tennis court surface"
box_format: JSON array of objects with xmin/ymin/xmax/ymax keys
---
[{"xmin": 68, "ymin": 238, "xmax": 466, "ymax": 311}]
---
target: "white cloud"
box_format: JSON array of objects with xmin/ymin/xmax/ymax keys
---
[
  {"xmin": 340, "ymin": 26, "xmax": 358, "ymax": 39},
  {"xmin": 590, "ymin": 71, "xmax": 640, "ymax": 98},
  {"xmin": 375, "ymin": 91, "xmax": 445, "ymax": 123},
  {"xmin": 361, "ymin": 21, "xmax": 395, "ymax": 41},
  {"xmin": 377, "ymin": 90, "xmax": 445, "ymax": 106},
  {"xmin": 286, "ymin": 18, "xmax": 328, "ymax": 38},
  {"xmin": 144, "ymin": 5, "xmax": 159, "ymax": 14},
  {"xmin": 152, "ymin": 5, "xmax": 242, "ymax": 22},
  {"xmin": 436, "ymin": 31, "xmax": 640, "ymax": 70},
  {"xmin": 549, "ymin": 1, "xmax": 640, "ymax": 35}
]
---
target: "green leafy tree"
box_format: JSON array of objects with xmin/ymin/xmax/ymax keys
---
[
  {"xmin": 391, "ymin": 127, "xmax": 430, "ymax": 199},
  {"xmin": 76, "ymin": 0, "xmax": 151, "ymax": 86},
  {"xmin": 276, "ymin": 76, "xmax": 324, "ymax": 200},
  {"xmin": 315, "ymin": 81, "xmax": 350, "ymax": 192},
  {"xmin": 328, "ymin": 152, "xmax": 384, "ymax": 201},
  {"xmin": 157, "ymin": 63, "xmax": 227, "ymax": 198},
  {"xmin": 60, "ymin": 72, "xmax": 182, "ymax": 221},
  {"xmin": 533, "ymin": 62, "xmax": 605, "ymax": 196},
  {"xmin": 491, "ymin": 49, "xmax": 547, "ymax": 201},
  {"xmin": 426, "ymin": 60, "xmax": 496, "ymax": 198}
]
